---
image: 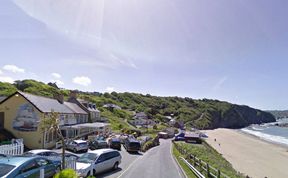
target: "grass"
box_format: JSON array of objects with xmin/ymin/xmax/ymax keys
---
[
  {"xmin": 172, "ymin": 144, "xmax": 197, "ymax": 178},
  {"xmin": 174, "ymin": 141, "xmax": 244, "ymax": 178}
]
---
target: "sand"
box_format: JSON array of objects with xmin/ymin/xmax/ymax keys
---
[{"xmin": 204, "ymin": 129, "xmax": 288, "ymax": 178}]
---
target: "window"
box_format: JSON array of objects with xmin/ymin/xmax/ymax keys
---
[
  {"xmin": 36, "ymin": 158, "xmax": 50, "ymax": 166},
  {"xmin": 21, "ymin": 160, "xmax": 39, "ymax": 173}
]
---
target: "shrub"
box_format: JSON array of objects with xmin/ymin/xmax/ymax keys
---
[{"xmin": 53, "ymin": 169, "xmax": 78, "ymax": 178}]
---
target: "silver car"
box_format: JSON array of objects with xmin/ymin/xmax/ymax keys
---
[
  {"xmin": 76, "ymin": 149, "xmax": 121, "ymax": 177},
  {"xmin": 66, "ymin": 140, "xmax": 88, "ymax": 153}
]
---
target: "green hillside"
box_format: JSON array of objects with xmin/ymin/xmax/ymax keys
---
[{"xmin": 0, "ymin": 80, "xmax": 275, "ymax": 130}]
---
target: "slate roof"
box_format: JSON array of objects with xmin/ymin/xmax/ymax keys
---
[
  {"xmin": 64, "ymin": 102, "xmax": 87, "ymax": 114},
  {"xmin": 0, "ymin": 96, "xmax": 7, "ymax": 103},
  {"xmin": 18, "ymin": 91, "xmax": 74, "ymax": 113}
]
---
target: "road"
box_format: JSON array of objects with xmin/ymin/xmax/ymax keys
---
[
  {"xmin": 54, "ymin": 139, "xmax": 184, "ymax": 178},
  {"xmin": 117, "ymin": 139, "xmax": 184, "ymax": 178}
]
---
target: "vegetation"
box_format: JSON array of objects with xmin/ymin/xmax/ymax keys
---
[
  {"xmin": 40, "ymin": 111, "xmax": 66, "ymax": 169},
  {"xmin": 54, "ymin": 169, "xmax": 78, "ymax": 178},
  {"xmin": 0, "ymin": 79, "xmax": 275, "ymax": 130},
  {"xmin": 173, "ymin": 141, "xmax": 244, "ymax": 178},
  {"xmin": 172, "ymin": 145, "xmax": 197, "ymax": 178}
]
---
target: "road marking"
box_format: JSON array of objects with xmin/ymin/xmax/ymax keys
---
[
  {"xmin": 170, "ymin": 141, "xmax": 186, "ymax": 178},
  {"xmin": 117, "ymin": 156, "xmax": 142, "ymax": 178}
]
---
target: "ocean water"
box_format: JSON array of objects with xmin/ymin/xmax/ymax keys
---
[{"xmin": 241, "ymin": 118, "xmax": 288, "ymax": 147}]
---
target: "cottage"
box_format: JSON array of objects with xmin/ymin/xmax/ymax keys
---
[
  {"xmin": 0, "ymin": 91, "xmax": 109, "ymax": 149},
  {"xmin": 68, "ymin": 91, "xmax": 101, "ymax": 122}
]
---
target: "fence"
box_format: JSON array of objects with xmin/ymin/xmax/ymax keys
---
[
  {"xmin": 173, "ymin": 141, "xmax": 230, "ymax": 178},
  {"xmin": 0, "ymin": 139, "xmax": 24, "ymax": 155}
]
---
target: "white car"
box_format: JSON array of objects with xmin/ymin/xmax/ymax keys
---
[
  {"xmin": 76, "ymin": 149, "xmax": 121, "ymax": 177},
  {"xmin": 24, "ymin": 149, "xmax": 59, "ymax": 157},
  {"xmin": 66, "ymin": 140, "xmax": 88, "ymax": 153}
]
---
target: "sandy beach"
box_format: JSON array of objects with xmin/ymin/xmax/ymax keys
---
[{"xmin": 204, "ymin": 129, "xmax": 288, "ymax": 178}]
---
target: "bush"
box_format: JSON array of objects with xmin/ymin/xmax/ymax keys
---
[
  {"xmin": 53, "ymin": 169, "xmax": 78, "ymax": 178},
  {"xmin": 141, "ymin": 136, "xmax": 160, "ymax": 152}
]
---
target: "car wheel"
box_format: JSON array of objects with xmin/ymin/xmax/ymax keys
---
[{"xmin": 113, "ymin": 162, "xmax": 119, "ymax": 170}]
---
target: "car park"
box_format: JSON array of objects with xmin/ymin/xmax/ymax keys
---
[
  {"xmin": 66, "ymin": 140, "xmax": 88, "ymax": 153},
  {"xmin": 123, "ymin": 138, "xmax": 141, "ymax": 152},
  {"xmin": 108, "ymin": 138, "xmax": 121, "ymax": 150},
  {"xmin": 76, "ymin": 149, "xmax": 121, "ymax": 177},
  {"xmin": 0, "ymin": 156, "xmax": 61, "ymax": 178}
]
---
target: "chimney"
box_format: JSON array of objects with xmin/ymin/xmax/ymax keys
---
[
  {"xmin": 54, "ymin": 93, "xmax": 64, "ymax": 104},
  {"xmin": 69, "ymin": 90, "xmax": 78, "ymax": 99}
]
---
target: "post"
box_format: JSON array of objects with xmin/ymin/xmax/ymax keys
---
[
  {"xmin": 217, "ymin": 169, "xmax": 221, "ymax": 178},
  {"xmin": 206, "ymin": 163, "xmax": 210, "ymax": 177},
  {"xmin": 193, "ymin": 155, "xmax": 196, "ymax": 166},
  {"xmin": 40, "ymin": 168, "xmax": 45, "ymax": 178},
  {"xmin": 90, "ymin": 165, "xmax": 93, "ymax": 176}
]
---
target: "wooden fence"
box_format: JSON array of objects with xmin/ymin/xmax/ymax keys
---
[{"xmin": 173, "ymin": 141, "xmax": 230, "ymax": 178}]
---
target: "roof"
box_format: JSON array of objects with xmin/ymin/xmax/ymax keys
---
[
  {"xmin": 18, "ymin": 91, "xmax": 74, "ymax": 113},
  {"xmin": 0, "ymin": 156, "xmax": 36, "ymax": 167},
  {"xmin": 64, "ymin": 102, "xmax": 87, "ymax": 114},
  {"xmin": 0, "ymin": 96, "xmax": 6, "ymax": 102},
  {"xmin": 88, "ymin": 148, "xmax": 115, "ymax": 155},
  {"xmin": 185, "ymin": 132, "xmax": 201, "ymax": 138},
  {"xmin": 27, "ymin": 149, "xmax": 55, "ymax": 154},
  {"xmin": 73, "ymin": 140, "xmax": 87, "ymax": 144},
  {"xmin": 62, "ymin": 122, "xmax": 110, "ymax": 129}
]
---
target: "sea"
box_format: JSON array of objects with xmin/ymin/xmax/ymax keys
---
[{"xmin": 241, "ymin": 118, "xmax": 288, "ymax": 147}]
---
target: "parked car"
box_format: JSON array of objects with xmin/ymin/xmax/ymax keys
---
[
  {"xmin": 174, "ymin": 132, "xmax": 185, "ymax": 141},
  {"xmin": 123, "ymin": 138, "xmax": 141, "ymax": 152},
  {"xmin": 108, "ymin": 138, "xmax": 121, "ymax": 150},
  {"xmin": 0, "ymin": 156, "xmax": 61, "ymax": 178},
  {"xmin": 23, "ymin": 149, "xmax": 59, "ymax": 157},
  {"xmin": 66, "ymin": 140, "xmax": 88, "ymax": 153},
  {"xmin": 76, "ymin": 149, "xmax": 121, "ymax": 177},
  {"xmin": 89, "ymin": 140, "xmax": 109, "ymax": 150}
]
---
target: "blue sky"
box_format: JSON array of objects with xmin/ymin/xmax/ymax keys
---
[{"xmin": 0, "ymin": 0, "xmax": 287, "ymax": 110}]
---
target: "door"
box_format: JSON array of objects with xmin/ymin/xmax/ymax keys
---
[{"xmin": 0, "ymin": 112, "xmax": 4, "ymax": 129}]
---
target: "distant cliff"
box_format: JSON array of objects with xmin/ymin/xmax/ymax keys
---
[{"xmin": 0, "ymin": 80, "xmax": 276, "ymax": 130}]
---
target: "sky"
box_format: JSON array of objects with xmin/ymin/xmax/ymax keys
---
[{"xmin": 0, "ymin": 0, "xmax": 287, "ymax": 110}]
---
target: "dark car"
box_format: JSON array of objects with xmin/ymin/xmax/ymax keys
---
[
  {"xmin": 89, "ymin": 140, "xmax": 109, "ymax": 150},
  {"xmin": 174, "ymin": 132, "xmax": 185, "ymax": 141},
  {"xmin": 123, "ymin": 138, "xmax": 141, "ymax": 152},
  {"xmin": 108, "ymin": 138, "xmax": 121, "ymax": 150}
]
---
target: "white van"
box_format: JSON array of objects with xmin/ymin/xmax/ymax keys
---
[{"xmin": 76, "ymin": 149, "xmax": 121, "ymax": 177}]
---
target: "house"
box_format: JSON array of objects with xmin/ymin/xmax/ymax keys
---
[
  {"xmin": 0, "ymin": 91, "xmax": 110, "ymax": 149},
  {"xmin": 133, "ymin": 112, "xmax": 148, "ymax": 120},
  {"xmin": 103, "ymin": 103, "xmax": 122, "ymax": 110},
  {"xmin": 129, "ymin": 118, "xmax": 156, "ymax": 128},
  {"xmin": 68, "ymin": 91, "xmax": 101, "ymax": 122},
  {"xmin": 168, "ymin": 119, "xmax": 176, "ymax": 126},
  {"xmin": 184, "ymin": 132, "xmax": 202, "ymax": 144}
]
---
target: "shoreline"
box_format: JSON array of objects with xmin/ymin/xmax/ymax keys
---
[
  {"xmin": 203, "ymin": 128, "xmax": 288, "ymax": 178},
  {"xmin": 237, "ymin": 129, "xmax": 288, "ymax": 150}
]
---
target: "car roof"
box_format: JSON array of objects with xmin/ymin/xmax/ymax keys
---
[
  {"xmin": 88, "ymin": 148, "xmax": 115, "ymax": 155},
  {"xmin": 0, "ymin": 156, "xmax": 37, "ymax": 167},
  {"xmin": 111, "ymin": 138, "xmax": 120, "ymax": 141},
  {"xmin": 27, "ymin": 149, "xmax": 55, "ymax": 154},
  {"xmin": 73, "ymin": 140, "xmax": 87, "ymax": 143}
]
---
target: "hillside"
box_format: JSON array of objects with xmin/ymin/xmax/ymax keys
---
[
  {"xmin": 267, "ymin": 110, "xmax": 288, "ymax": 119},
  {"xmin": 0, "ymin": 80, "xmax": 275, "ymax": 129}
]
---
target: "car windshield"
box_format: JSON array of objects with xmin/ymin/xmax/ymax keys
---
[
  {"xmin": 77, "ymin": 153, "xmax": 98, "ymax": 163},
  {"xmin": 0, "ymin": 163, "xmax": 16, "ymax": 177}
]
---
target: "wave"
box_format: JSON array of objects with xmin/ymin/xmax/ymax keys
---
[
  {"xmin": 251, "ymin": 126, "xmax": 264, "ymax": 131},
  {"xmin": 241, "ymin": 128, "xmax": 288, "ymax": 146}
]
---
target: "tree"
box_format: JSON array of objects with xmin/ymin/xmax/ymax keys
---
[{"xmin": 40, "ymin": 111, "xmax": 66, "ymax": 169}]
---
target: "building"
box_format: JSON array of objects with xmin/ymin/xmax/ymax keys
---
[
  {"xmin": 129, "ymin": 118, "xmax": 156, "ymax": 128},
  {"xmin": 103, "ymin": 103, "xmax": 122, "ymax": 110},
  {"xmin": 68, "ymin": 91, "xmax": 101, "ymax": 122},
  {"xmin": 133, "ymin": 112, "xmax": 148, "ymax": 120},
  {"xmin": 0, "ymin": 91, "xmax": 110, "ymax": 149}
]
